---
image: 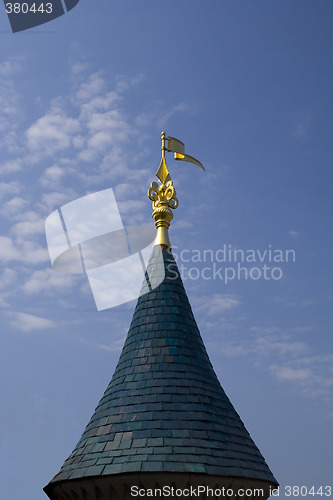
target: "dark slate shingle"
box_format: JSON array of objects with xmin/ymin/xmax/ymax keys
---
[{"xmin": 48, "ymin": 245, "xmax": 277, "ymax": 485}]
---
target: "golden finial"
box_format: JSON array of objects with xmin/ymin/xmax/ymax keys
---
[{"xmin": 148, "ymin": 131, "xmax": 205, "ymax": 248}]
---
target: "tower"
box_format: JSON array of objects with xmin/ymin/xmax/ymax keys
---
[{"xmin": 44, "ymin": 133, "xmax": 278, "ymax": 499}]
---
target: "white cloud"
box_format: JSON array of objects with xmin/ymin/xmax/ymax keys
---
[
  {"xmin": 249, "ymin": 326, "xmax": 281, "ymax": 335},
  {"xmin": 206, "ymin": 317, "xmax": 332, "ymax": 405},
  {"xmin": 0, "ymin": 61, "xmax": 198, "ymax": 319},
  {"xmin": 215, "ymin": 342, "xmax": 251, "ymax": 357},
  {"xmin": 0, "ymin": 181, "xmax": 21, "ymax": 200},
  {"xmin": 75, "ymin": 71, "xmax": 106, "ymax": 101},
  {"xmin": 157, "ymin": 102, "xmax": 197, "ymax": 128},
  {"xmin": 199, "ymin": 294, "xmax": 241, "ymax": 315},
  {"xmin": 114, "ymin": 74, "xmax": 145, "ymax": 92},
  {"xmin": 39, "ymin": 165, "xmax": 66, "ymax": 188},
  {"xmin": 77, "ymin": 108, "xmax": 132, "ymax": 164},
  {"xmin": 26, "ymin": 108, "xmax": 80, "ymax": 158},
  {"xmin": 0, "ymin": 159, "xmax": 22, "ymax": 175},
  {"xmin": 0, "ymin": 59, "xmax": 23, "ymax": 133},
  {"xmin": 173, "ymin": 220, "xmax": 194, "ymax": 230},
  {"xmin": 0, "ymin": 93, "xmax": 19, "ymax": 130},
  {"xmin": 0, "ymin": 130, "xmax": 25, "ymax": 156},
  {"xmin": 0, "ymin": 295, "xmax": 10, "ymax": 307},
  {"xmin": 0, "ymin": 197, "xmax": 29, "ymax": 218},
  {"xmin": 116, "ymin": 199, "xmax": 146, "ymax": 216},
  {"xmin": 255, "ymin": 336, "xmax": 307, "ymax": 356},
  {"xmin": 22, "ymin": 268, "xmax": 76, "ymax": 295},
  {"xmin": 81, "ymin": 335, "xmax": 127, "ymax": 353},
  {"xmin": 289, "ymin": 230, "xmax": 301, "ymax": 239},
  {"xmin": 69, "ymin": 60, "xmax": 90, "ymax": 79},
  {"xmin": 0, "ymin": 58, "xmax": 177, "ymax": 196},
  {"xmin": 270, "ymin": 364, "xmax": 312, "ymax": 381},
  {"xmin": 0, "ymin": 236, "xmax": 22, "ymax": 261},
  {"xmin": 8, "ymin": 311, "xmax": 56, "ymax": 332},
  {"xmin": 18, "ymin": 240, "xmax": 49, "ymax": 264},
  {"xmin": 293, "ymin": 121, "xmax": 309, "ymax": 140},
  {"xmin": 40, "ymin": 190, "xmax": 77, "ymax": 212},
  {"xmin": 0, "ymin": 267, "xmax": 17, "ymax": 290},
  {"xmin": 114, "ymin": 182, "xmax": 132, "ymax": 198},
  {"xmin": 0, "ymin": 58, "xmax": 23, "ymax": 77},
  {"xmin": 270, "ymin": 354, "xmax": 333, "ymax": 402},
  {"xmin": 10, "ymin": 217, "xmax": 45, "ymax": 238},
  {"xmin": 0, "ymin": 235, "xmax": 48, "ymax": 264},
  {"xmin": 87, "ymin": 110, "xmax": 129, "ymax": 136},
  {"xmin": 14, "ymin": 66, "xmax": 147, "ymax": 192},
  {"xmin": 78, "ymin": 91, "xmax": 120, "ymax": 119}
]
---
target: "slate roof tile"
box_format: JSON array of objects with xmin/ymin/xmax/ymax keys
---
[{"xmin": 46, "ymin": 246, "xmax": 277, "ymax": 486}]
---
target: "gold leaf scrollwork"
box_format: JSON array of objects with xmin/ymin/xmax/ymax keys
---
[
  {"xmin": 164, "ymin": 181, "xmax": 178, "ymax": 209},
  {"xmin": 148, "ymin": 180, "xmax": 178, "ymax": 211},
  {"xmin": 148, "ymin": 182, "xmax": 160, "ymax": 206}
]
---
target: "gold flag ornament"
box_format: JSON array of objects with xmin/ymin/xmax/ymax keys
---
[
  {"xmin": 166, "ymin": 137, "xmax": 185, "ymax": 155},
  {"xmin": 150, "ymin": 131, "xmax": 205, "ymax": 247},
  {"xmin": 155, "ymin": 132, "xmax": 205, "ymax": 185},
  {"xmin": 167, "ymin": 136, "xmax": 205, "ymax": 170}
]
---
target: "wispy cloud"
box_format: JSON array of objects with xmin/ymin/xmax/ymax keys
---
[
  {"xmin": 22, "ymin": 268, "xmax": 77, "ymax": 295},
  {"xmin": 10, "ymin": 214, "xmax": 45, "ymax": 238},
  {"xmin": 289, "ymin": 230, "xmax": 301, "ymax": 239},
  {"xmin": 39, "ymin": 165, "xmax": 67, "ymax": 188},
  {"xmin": 0, "ymin": 236, "xmax": 23, "ymax": 262},
  {"xmin": 0, "ymin": 268, "xmax": 17, "ymax": 290},
  {"xmin": 26, "ymin": 106, "xmax": 80, "ymax": 160},
  {"xmin": 204, "ymin": 314, "xmax": 332, "ymax": 407},
  {"xmin": 0, "ymin": 159, "xmax": 22, "ymax": 175},
  {"xmin": 0, "ymin": 235, "xmax": 48, "ymax": 264},
  {"xmin": 270, "ymin": 354, "xmax": 333, "ymax": 402},
  {"xmin": 0, "ymin": 55, "xmax": 208, "ymax": 320},
  {"xmin": 0, "ymin": 181, "xmax": 21, "ymax": 200},
  {"xmin": 74, "ymin": 71, "xmax": 106, "ymax": 101},
  {"xmin": 195, "ymin": 293, "xmax": 241, "ymax": 315},
  {"xmin": 0, "ymin": 58, "xmax": 24, "ymax": 135},
  {"xmin": 20, "ymin": 69, "xmax": 149, "ymax": 191},
  {"xmin": 157, "ymin": 102, "xmax": 198, "ymax": 128},
  {"xmin": 0, "ymin": 196, "xmax": 29, "ymax": 218},
  {"xmin": 270, "ymin": 364, "xmax": 311, "ymax": 381},
  {"xmin": 0, "ymin": 61, "xmax": 148, "ymax": 310},
  {"xmin": 8, "ymin": 311, "xmax": 56, "ymax": 332},
  {"xmin": 80, "ymin": 334, "xmax": 127, "ymax": 353},
  {"xmin": 293, "ymin": 120, "xmax": 309, "ymax": 141}
]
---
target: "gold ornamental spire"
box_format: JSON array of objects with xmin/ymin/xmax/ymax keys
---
[{"xmin": 148, "ymin": 131, "xmax": 205, "ymax": 248}]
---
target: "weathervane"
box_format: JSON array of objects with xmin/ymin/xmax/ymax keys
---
[{"xmin": 148, "ymin": 131, "xmax": 205, "ymax": 248}]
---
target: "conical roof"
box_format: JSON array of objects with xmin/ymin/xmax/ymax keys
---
[{"xmin": 45, "ymin": 245, "xmax": 277, "ymax": 489}]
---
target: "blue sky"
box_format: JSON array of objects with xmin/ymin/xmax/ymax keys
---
[{"xmin": 0, "ymin": 1, "xmax": 332, "ymax": 498}]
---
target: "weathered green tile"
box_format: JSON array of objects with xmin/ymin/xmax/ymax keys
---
[
  {"xmin": 132, "ymin": 438, "xmax": 147, "ymax": 448},
  {"xmin": 119, "ymin": 439, "xmax": 132, "ymax": 449},
  {"xmin": 185, "ymin": 463, "xmax": 207, "ymax": 473}
]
